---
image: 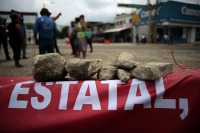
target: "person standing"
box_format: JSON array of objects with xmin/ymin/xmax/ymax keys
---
[
  {"xmin": 85, "ymin": 29, "xmax": 93, "ymax": 52},
  {"xmin": 28, "ymin": 36, "xmax": 31, "ymax": 44},
  {"xmin": 20, "ymin": 18, "xmax": 28, "ymax": 59},
  {"xmin": 163, "ymin": 34, "xmax": 169, "ymax": 44},
  {"xmin": 77, "ymin": 15, "xmax": 87, "ymax": 59},
  {"xmin": 0, "ymin": 16, "xmax": 11, "ymax": 60},
  {"xmin": 33, "ymin": 8, "xmax": 58, "ymax": 55},
  {"xmin": 135, "ymin": 34, "xmax": 139, "ymax": 44},
  {"xmin": 68, "ymin": 21, "xmax": 76, "ymax": 55},
  {"xmin": 141, "ymin": 33, "xmax": 146, "ymax": 44},
  {"xmin": 48, "ymin": 12, "xmax": 62, "ymax": 54},
  {"xmin": 7, "ymin": 14, "xmax": 26, "ymax": 67},
  {"xmin": 73, "ymin": 17, "xmax": 80, "ymax": 57},
  {"xmin": 156, "ymin": 33, "xmax": 160, "ymax": 43}
]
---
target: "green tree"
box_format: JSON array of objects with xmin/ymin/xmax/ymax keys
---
[
  {"xmin": 58, "ymin": 26, "xmax": 69, "ymax": 39},
  {"xmin": 87, "ymin": 22, "xmax": 95, "ymax": 30}
]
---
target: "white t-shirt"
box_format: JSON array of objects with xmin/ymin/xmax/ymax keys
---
[
  {"xmin": 164, "ymin": 35, "xmax": 168, "ymax": 40},
  {"xmin": 141, "ymin": 35, "xmax": 145, "ymax": 39}
]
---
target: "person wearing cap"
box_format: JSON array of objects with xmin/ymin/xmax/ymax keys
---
[
  {"xmin": 33, "ymin": 8, "xmax": 58, "ymax": 54},
  {"xmin": 7, "ymin": 14, "xmax": 26, "ymax": 67},
  {"xmin": 77, "ymin": 15, "xmax": 87, "ymax": 59}
]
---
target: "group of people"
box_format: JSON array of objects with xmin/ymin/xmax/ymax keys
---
[
  {"xmin": 1, "ymin": 7, "xmax": 94, "ymax": 67},
  {"xmin": 0, "ymin": 11, "xmax": 28, "ymax": 67},
  {"xmin": 135, "ymin": 33, "xmax": 147, "ymax": 44},
  {"xmin": 135, "ymin": 33, "xmax": 173, "ymax": 45},
  {"xmin": 68, "ymin": 15, "xmax": 93, "ymax": 59},
  {"xmin": 33, "ymin": 8, "xmax": 92, "ymax": 59}
]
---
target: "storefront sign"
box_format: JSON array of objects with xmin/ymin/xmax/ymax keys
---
[
  {"xmin": 181, "ymin": 6, "xmax": 200, "ymax": 17},
  {"xmin": 140, "ymin": 6, "xmax": 162, "ymax": 18},
  {"xmin": 135, "ymin": 1, "xmax": 200, "ymax": 26}
]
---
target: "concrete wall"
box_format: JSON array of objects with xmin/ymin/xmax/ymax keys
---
[
  {"xmin": 187, "ymin": 28, "xmax": 192, "ymax": 43},
  {"xmin": 187, "ymin": 27, "xmax": 197, "ymax": 43},
  {"xmin": 134, "ymin": 25, "xmax": 148, "ymax": 42},
  {"xmin": 190, "ymin": 27, "xmax": 196, "ymax": 43}
]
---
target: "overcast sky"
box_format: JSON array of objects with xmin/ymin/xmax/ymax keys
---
[{"xmin": 1, "ymin": 0, "xmax": 200, "ymax": 26}]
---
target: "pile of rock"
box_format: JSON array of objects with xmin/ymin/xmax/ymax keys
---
[{"xmin": 32, "ymin": 52, "xmax": 173, "ymax": 82}]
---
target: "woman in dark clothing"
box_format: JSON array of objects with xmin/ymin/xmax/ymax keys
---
[{"xmin": 7, "ymin": 14, "xmax": 26, "ymax": 67}]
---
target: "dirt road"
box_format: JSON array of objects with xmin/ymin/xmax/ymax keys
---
[{"xmin": 0, "ymin": 41, "xmax": 200, "ymax": 76}]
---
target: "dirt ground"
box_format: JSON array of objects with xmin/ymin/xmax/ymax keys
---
[{"xmin": 0, "ymin": 41, "xmax": 200, "ymax": 77}]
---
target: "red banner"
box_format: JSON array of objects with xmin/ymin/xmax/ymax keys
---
[{"xmin": 0, "ymin": 69, "xmax": 200, "ymax": 133}]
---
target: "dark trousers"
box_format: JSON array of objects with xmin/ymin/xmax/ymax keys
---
[
  {"xmin": 87, "ymin": 38, "xmax": 93, "ymax": 52},
  {"xmin": 20, "ymin": 45, "xmax": 27, "ymax": 58},
  {"xmin": 164, "ymin": 39, "xmax": 168, "ymax": 44},
  {"xmin": 54, "ymin": 39, "xmax": 60, "ymax": 53},
  {"xmin": 0, "ymin": 37, "xmax": 10, "ymax": 59},
  {"xmin": 70, "ymin": 38, "xmax": 75, "ymax": 54},
  {"xmin": 39, "ymin": 39, "xmax": 54, "ymax": 55},
  {"xmin": 141, "ymin": 38, "xmax": 146, "ymax": 44},
  {"xmin": 168, "ymin": 39, "xmax": 173, "ymax": 45},
  {"xmin": 9, "ymin": 42, "xmax": 21, "ymax": 60}
]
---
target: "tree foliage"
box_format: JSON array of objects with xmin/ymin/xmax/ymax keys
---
[
  {"xmin": 87, "ymin": 22, "xmax": 95, "ymax": 30},
  {"xmin": 58, "ymin": 26, "xmax": 69, "ymax": 39}
]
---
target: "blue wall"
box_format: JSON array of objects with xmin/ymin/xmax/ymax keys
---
[{"xmin": 135, "ymin": 1, "xmax": 200, "ymax": 25}]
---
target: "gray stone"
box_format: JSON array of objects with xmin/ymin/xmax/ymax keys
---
[
  {"xmin": 65, "ymin": 58, "xmax": 102, "ymax": 80},
  {"xmin": 32, "ymin": 53, "xmax": 67, "ymax": 82},
  {"xmin": 97, "ymin": 66, "xmax": 117, "ymax": 80},
  {"xmin": 130, "ymin": 62, "xmax": 173, "ymax": 80},
  {"xmin": 110, "ymin": 52, "xmax": 136, "ymax": 70},
  {"xmin": 117, "ymin": 69, "xmax": 132, "ymax": 82}
]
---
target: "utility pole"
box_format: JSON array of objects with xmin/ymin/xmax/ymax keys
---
[
  {"xmin": 117, "ymin": 3, "xmax": 149, "ymax": 43},
  {"xmin": 132, "ymin": 9, "xmax": 134, "ymax": 43},
  {"xmin": 43, "ymin": 1, "xmax": 54, "ymax": 8},
  {"xmin": 147, "ymin": 0, "xmax": 152, "ymax": 44},
  {"xmin": 153, "ymin": 0, "xmax": 158, "ymax": 43}
]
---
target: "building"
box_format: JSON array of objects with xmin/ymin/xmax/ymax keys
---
[
  {"xmin": 92, "ymin": 22, "xmax": 114, "ymax": 43},
  {"xmin": 0, "ymin": 11, "xmax": 38, "ymax": 42},
  {"xmin": 94, "ymin": 22, "xmax": 114, "ymax": 34},
  {"xmin": 133, "ymin": 1, "xmax": 200, "ymax": 43},
  {"xmin": 103, "ymin": 13, "xmax": 133, "ymax": 42}
]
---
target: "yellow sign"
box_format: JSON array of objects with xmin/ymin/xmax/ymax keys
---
[{"xmin": 133, "ymin": 12, "xmax": 141, "ymax": 23}]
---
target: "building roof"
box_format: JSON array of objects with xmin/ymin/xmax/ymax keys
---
[
  {"xmin": 115, "ymin": 13, "xmax": 132, "ymax": 19},
  {"xmin": 103, "ymin": 27, "xmax": 129, "ymax": 33},
  {"xmin": 0, "ymin": 11, "xmax": 38, "ymax": 16},
  {"xmin": 0, "ymin": 11, "xmax": 38, "ymax": 24},
  {"xmin": 95, "ymin": 22, "xmax": 114, "ymax": 26}
]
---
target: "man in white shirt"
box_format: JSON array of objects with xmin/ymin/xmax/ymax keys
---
[
  {"xmin": 141, "ymin": 33, "xmax": 146, "ymax": 44},
  {"xmin": 163, "ymin": 34, "xmax": 168, "ymax": 44}
]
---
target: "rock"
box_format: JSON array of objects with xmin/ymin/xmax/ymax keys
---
[
  {"xmin": 117, "ymin": 69, "xmax": 132, "ymax": 82},
  {"xmin": 32, "ymin": 53, "xmax": 67, "ymax": 82},
  {"xmin": 97, "ymin": 66, "xmax": 117, "ymax": 80},
  {"xmin": 110, "ymin": 52, "xmax": 136, "ymax": 70},
  {"xmin": 130, "ymin": 62, "xmax": 173, "ymax": 80},
  {"xmin": 65, "ymin": 58, "xmax": 102, "ymax": 80}
]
